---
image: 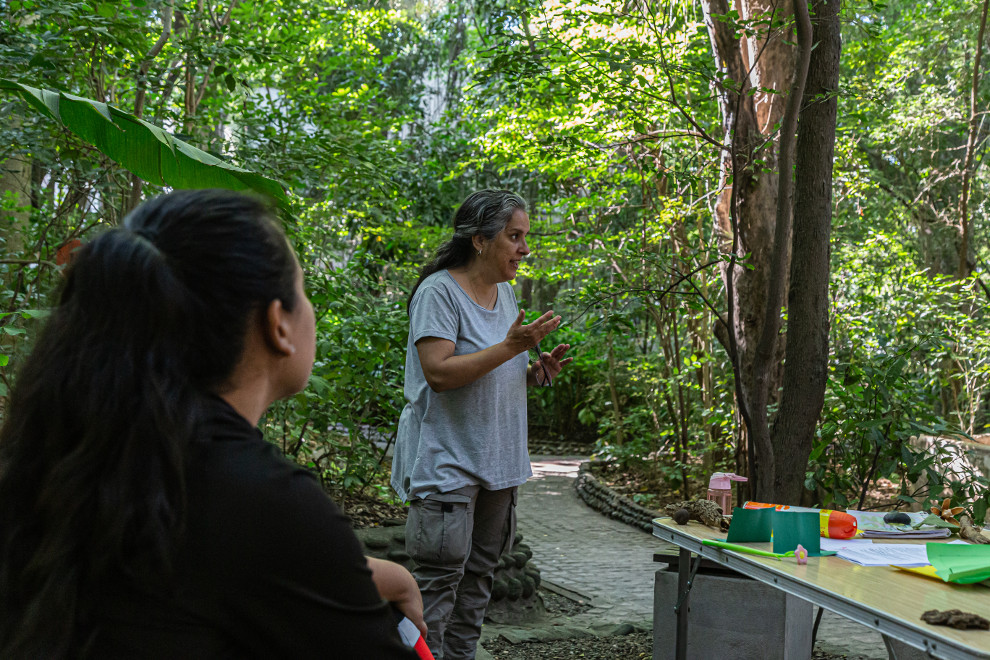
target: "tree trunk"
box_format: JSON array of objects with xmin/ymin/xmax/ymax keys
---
[
  {"xmin": 606, "ymin": 330, "xmax": 625, "ymax": 445},
  {"xmin": 702, "ymin": 0, "xmax": 802, "ymax": 498},
  {"xmin": 770, "ymin": 0, "xmax": 842, "ymax": 504},
  {"xmin": 749, "ymin": 0, "xmax": 812, "ymax": 502},
  {"xmin": 0, "ymin": 116, "xmax": 32, "ymax": 256}
]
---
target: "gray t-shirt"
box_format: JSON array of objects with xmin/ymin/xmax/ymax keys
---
[{"xmin": 391, "ymin": 270, "xmax": 532, "ymax": 502}]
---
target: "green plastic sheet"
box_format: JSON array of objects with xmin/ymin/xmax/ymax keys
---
[{"xmin": 927, "ymin": 543, "xmax": 990, "ymax": 584}]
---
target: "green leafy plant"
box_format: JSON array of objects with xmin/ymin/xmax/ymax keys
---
[{"xmin": 1, "ymin": 79, "xmax": 291, "ymax": 212}]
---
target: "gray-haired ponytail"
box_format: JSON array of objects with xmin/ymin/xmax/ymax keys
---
[{"xmin": 407, "ymin": 189, "xmax": 526, "ymax": 312}]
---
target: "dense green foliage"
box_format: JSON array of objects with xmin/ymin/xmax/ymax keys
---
[{"xmin": 1, "ymin": 0, "xmax": 988, "ymax": 519}]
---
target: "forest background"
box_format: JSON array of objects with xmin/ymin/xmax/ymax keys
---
[{"xmin": 1, "ymin": 0, "xmax": 989, "ymax": 522}]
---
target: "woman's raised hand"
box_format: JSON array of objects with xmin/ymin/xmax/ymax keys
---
[
  {"xmin": 505, "ymin": 310, "xmax": 562, "ymax": 354},
  {"xmin": 534, "ymin": 342, "xmax": 573, "ymax": 385}
]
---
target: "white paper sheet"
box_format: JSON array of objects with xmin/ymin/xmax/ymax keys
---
[
  {"xmin": 836, "ymin": 543, "xmax": 930, "ymax": 567},
  {"xmin": 820, "ymin": 537, "xmax": 874, "ymax": 551}
]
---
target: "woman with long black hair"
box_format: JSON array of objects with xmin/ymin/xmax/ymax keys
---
[{"xmin": 0, "ymin": 190, "xmax": 421, "ymax": 658}]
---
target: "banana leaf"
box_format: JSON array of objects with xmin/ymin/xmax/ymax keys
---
[{"xmin": 1, "ymin": 79, "xmax": 291, "ymax": 213}]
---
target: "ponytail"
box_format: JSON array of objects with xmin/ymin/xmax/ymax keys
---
[{"xmin": 0, "ymin": 230, "xmax": 197, "ymax": 656}]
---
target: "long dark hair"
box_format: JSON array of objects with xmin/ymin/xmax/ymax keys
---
[
  {"xmin": 407, "ymin": 189, "xmax": 526, "ymax": 312},
  {"xmin": 0, "ymin": 190, "xmax": 298, "ymax": 657}
]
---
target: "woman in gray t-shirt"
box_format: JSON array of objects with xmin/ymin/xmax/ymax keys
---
[{"xmin": 391, "ymin": 189, "xmax": 572, "ymax": 660}]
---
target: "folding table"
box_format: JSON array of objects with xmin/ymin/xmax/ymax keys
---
[{"xmin": 652, "ymin": 517, "xmax": 990, "ymax": 660}]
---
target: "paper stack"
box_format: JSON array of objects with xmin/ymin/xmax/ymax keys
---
[{"xmin": 835, "ymin": 543, "xmax": 930, "ymax": 567}]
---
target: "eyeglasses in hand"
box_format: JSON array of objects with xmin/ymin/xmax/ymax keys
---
[{"xmin": 532, "ymin": 340, "xmax": 552, "ymax": 387}]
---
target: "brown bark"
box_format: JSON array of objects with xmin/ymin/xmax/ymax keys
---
[
  {"xmin": 703, "ymin": 0, "xmax": 785, "ymax": 497},
  {"xmin": 703, "ymin": 0, "xmax": 814, "ymax": 498},
  {"xmin": 748, "ymin": 0, "xmax": 812, "ymax": 502},
  {"xmin": 770, "ymin": 0, "xmax": 841, "ymax": 504}
]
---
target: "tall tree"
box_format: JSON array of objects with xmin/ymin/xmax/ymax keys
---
[
  {"xmin": 771, "ymin": 0, "xmax": 842, "ymax": 504},
  {"xmin": 701, "ymin": 0, "xmax": 843, "ymax": 501},
  {"xmin": 702, "ymin": 0, "xmax": 795, "ymax": 498}
]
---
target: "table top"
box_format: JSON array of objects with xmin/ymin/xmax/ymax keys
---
[{"xmin": 652, "ymin": 517, "xmax": 990, "ymax": 660}]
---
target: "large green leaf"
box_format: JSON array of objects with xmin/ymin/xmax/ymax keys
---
[{"xmin": 1, "ymin": 79, "xmax": 291, "ymax": 212}]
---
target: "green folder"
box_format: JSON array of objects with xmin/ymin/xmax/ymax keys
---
[
  {"xmin": 725, "ymin": 507, "xmax": 834, "ymax": 557},
  {"xmin": 726, "ymin": 507, "xmax": 773, "ymax": 542},
  {"xmin": 927, "ymin": 543, "xmax": 990, "ymax": 584},
  {"xmin": 772, "ymin": 511, "xmax": 825, "ymax": 556}
]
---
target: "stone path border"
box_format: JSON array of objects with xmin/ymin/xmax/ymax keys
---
[{"xmin": 574, "ymin": 460, "xmax": 659, "ymax": 532}]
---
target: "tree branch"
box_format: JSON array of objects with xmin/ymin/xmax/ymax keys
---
[
  {"xmin": 753, "ymin": 0, "xmax": 812, "ymax": 372},
  {"xmin": 134, "ymin": 1, "xmax": 175, "ymax": 119},
  {"xmin": 129, "ymin": 1, "xmax": 175, "ymax": 213},
  {"xmin": 0, "ymin": 258, "xmax": 58, "ymax": 269},
  {"xmin": 956, "ymin": 0, "xmax": 989, "ymax": 277}
]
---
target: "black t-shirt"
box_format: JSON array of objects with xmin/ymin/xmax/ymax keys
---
[{"xmin": 90, "ymin": 397, "xmax": 416, "ymax": 659}]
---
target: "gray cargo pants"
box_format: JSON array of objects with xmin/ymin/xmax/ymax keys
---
[{"xmin": 405, "ymin": 485, "xmax": 517, "ymax": 660}]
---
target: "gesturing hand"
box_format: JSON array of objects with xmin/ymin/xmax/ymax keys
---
[
  {"xmin": 533, "ymin": 342, "xmax": 573, "ymax": 387},
  {"xmin": 505, "ymin": 310, "xmax": 562, "ymax": 354}
]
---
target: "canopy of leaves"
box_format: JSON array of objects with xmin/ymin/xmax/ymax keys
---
[{"xmin": 1, "ymin": 0, "xmax": 988, "ymax": 516}]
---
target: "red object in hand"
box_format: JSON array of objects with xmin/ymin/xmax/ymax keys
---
[{"xmin": 397, "ymin": 616, "xmax": 435, "ymax": 660}]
